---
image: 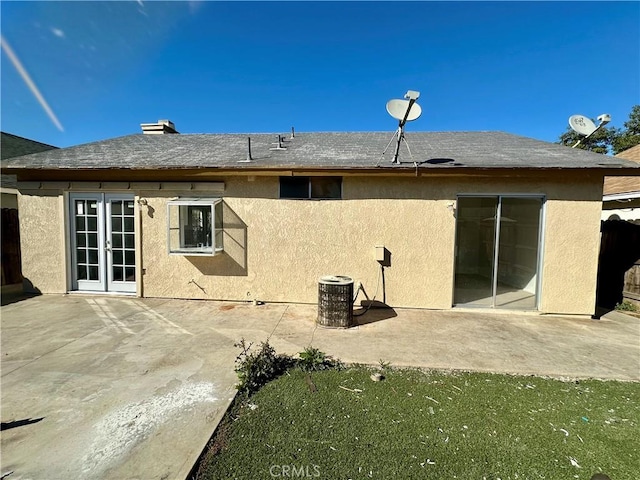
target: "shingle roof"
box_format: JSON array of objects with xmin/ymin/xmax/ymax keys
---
[
  {"xmin": 616, "ymin": 144, "xmax": 640, "ymax": 162},
  {"xmin": 603, "ymin": 145, "xmax": 640, "ymax": 196},
  {"xmin": 1, "ymin": 132, "xmax": 58, "ymax": 160},
  {"xmin": 1, "ymin": 132, "xmax": 58, "ymax": 189},
  {"xmin": 2, "ymin": 131, "xmax": 639, "ymax": 172}
]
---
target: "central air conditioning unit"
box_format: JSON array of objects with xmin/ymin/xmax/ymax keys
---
[{"xmin": 317, "ymin": 275, "xmax": 354, "ymax": 328}]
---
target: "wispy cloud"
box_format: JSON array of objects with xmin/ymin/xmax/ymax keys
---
[
  {"xmin": 1, "ymin": 35, "xmax": 64, "ymax": 131},
  {"xmin": 51, "ymin": 27, "xmax": 65, "ymax": 38}
]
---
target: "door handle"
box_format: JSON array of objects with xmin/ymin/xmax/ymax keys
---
[{"xmin": 105, "ymin": 240, "xmax": 111, "ymax": 252}]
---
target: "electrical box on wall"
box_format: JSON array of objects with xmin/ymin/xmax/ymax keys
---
[{"xmin": 374, "ymin": 246, "xmax": 391, "ymax": 267}]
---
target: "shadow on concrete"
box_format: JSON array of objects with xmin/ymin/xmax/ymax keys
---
[
  {"xmin": 353, "ymin": 302, "xmax": 397, "ymax": 326},
  {"xmin": 1, "ymin": 417, "xmax": 44, "ymax": 431},
  {"xmin": 1, "ymin": 291, "xmax": 39, "ymax": 307},
  {"xmin": 593, "ymin": 305, "xmax": 614, "ymax": 320},
  {"xmin": 1, "ymin": 278, "xmax": 40, "ymax": 306}
]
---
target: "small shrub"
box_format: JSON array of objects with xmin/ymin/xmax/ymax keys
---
[
  {"xmin": 378, "ymin": 359, "xmax": 392, "ymax": 371},
  {"xmin": 298, "ymin": 346, "xmax": 342, "ymax": 372},
  {"xmin": 234, "ymin": 339, "xmax": 294, "ymax": 395},
  {"xmin": 615, "ymin": 300, "xmax": 639, "ymax": 313}
]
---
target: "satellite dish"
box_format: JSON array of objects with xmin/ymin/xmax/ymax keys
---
[
  {"xmin": 386, "ymin": 99, "xmax": 422, "ymax": 122},
  {"xmin": 382, "ymin": 89, "xmax": 422, "ymax": 164},
  {"xmin": 569, "ymin": 115, "xmax": 597, "ymax": 136}
]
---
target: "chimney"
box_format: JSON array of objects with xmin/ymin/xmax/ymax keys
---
[{"xmin": 140, "ymin": 119, "xmax": 179, "ymax": 134}]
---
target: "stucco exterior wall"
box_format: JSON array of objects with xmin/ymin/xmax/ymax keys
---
[
  {"xmin": 15, "ymin": 172, "xmax": 603, "ymax": 315},
  {"xmin": 541, "ymin": 195, "xmax": 602, "ymax": 314},
  {"xmin": 17, "ymin": 190, "xmax": 66, "ymax": 293},
  {"xmin": 140, "ymin": 177, "xmax": 457, "ymax": 309},
  {"xmin": 139, "ymin": 173, "xmax": 603, "ymax": 315}
]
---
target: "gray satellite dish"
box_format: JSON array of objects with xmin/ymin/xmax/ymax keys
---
[
  {"xmin": 383, "ymin": 90, "xmax": 422, "ymax": 164},
  {"xmin": 569, "ymin": 115, "xmax": 597, "ymax": 136},
  {"xmin": 386, "ymin": 99, "xmax": 422, "ymax": 122}
]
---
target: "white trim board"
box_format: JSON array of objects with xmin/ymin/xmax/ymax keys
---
[{"xmin": 17, "ymin": 182, "xmax": 225, "ymax": 192}]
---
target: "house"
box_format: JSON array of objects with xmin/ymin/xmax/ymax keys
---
[
  {"xmin": 598, "ymin": 144, "xmax": 640, "ymax": 309},
  {"xmin": 2, "ymin": 121, "xmax": 639, "ymax": 316},
  {"xmin": 1, "ymin": 132, "xmax": 57, "ymax": 293},
  {"xmin": 1, "ymin": 132, "xmax": 58, "ymax": 209},
  {"xmin": 602, "ymin": 144, "xmax": 640, "ymax": 224}
]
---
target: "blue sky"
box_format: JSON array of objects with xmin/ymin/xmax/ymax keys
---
[{"xmin": 1, "ymin": 1, "xmax": 638, "ymax": 149}]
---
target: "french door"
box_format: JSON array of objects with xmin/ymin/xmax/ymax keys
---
[
  {"xmin": 70, "ymin": 193, "xmax": 136, "ymax": 293},
  {"xmin": 453, "ymin": 195, "xmax": 543, "ymax": 309}
]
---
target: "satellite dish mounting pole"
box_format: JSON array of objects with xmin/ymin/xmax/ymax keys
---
[
  {"xmin": 392, "ymin": 96, "xmax": 417, "ymax": 163},
  {"xmin": 571, "ymin": 121, "xmax": 603, "ymax": 148},
  {"xmin": 572, "ymin": 135, "xmax": 590, "ymax": 149}
]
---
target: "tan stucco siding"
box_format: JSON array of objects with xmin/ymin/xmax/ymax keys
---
[
  {"xmin": 139, "ymin": 173, "xmax": 603, "ymax": 314},
  {"xmin": 139, "ymin": 177, "xmax": 457, "ymax": 308},
  {"xmin": 540, "ymin": 198, "xmax": 602, "ymax": 314},
  {"xmin": 139, "ymin": 182, "xmax": 452, "ymax": 308},
  {"xmin": 15, "ymin": 171, "xmax": 603, "ymax": 314},
  {"xmin": 17, "ymin": 191, "xmax": 66, "ymax": 293},
  {"xmin": 533, "ymin": 176, "xmax": 603, "ymax": 315}
]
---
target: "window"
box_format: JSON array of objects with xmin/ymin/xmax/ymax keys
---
[
  {"xmin": 280, "ymin": 176, "xmax": 342, "ymax": 199},
  {"xmin": 167, "ymin": 198, "xmax": 223, "ymax": 255}
]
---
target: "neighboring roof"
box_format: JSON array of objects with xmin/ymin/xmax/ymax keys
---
[
  {"xmin": 615, "ymin": 144, "xmax": 640, "ymax": 162},
  {"xmin": 1, "ymin": 132, "xmax": 58, "ymax": 160},
  {"xmin": 603, "ymin": 145, "xmax": 640, "ymax": 196},
  {"xmin": 2, "ymin": 131, "xmax": 639, "ymax": 172},
  {"xmin": 1, "ymin": 132, "xmax": 58, "ymax": 189}
]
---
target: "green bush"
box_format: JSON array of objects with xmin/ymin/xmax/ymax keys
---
[
  {"xmin": 615, "ymin": 300, "xmax": 639, "ymax": 312},
  {"xmin": 234, "ymin": 339, "xmax": 294, "ymax": 395},
  {"xmin": 233, "ymin": 340, "xmax": 343, "ymax": 395},
  {"xmin": 378, "ymin": 359, "xmax": 392, "ymax": 371},
  {"xmin": 298, "ymin": 346, "xmax": 342, "ymax": 372}
]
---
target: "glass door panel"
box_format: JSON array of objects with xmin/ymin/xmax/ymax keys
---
[
  {"xmin": 106, "ymin": 195, "xmax": 136, "ymax": 293},
  {"xmin": 71, "ymin": 194, "xmax": 106, "ymax": 291},
  {"xmin": 453, "ymin": 196, "xmax": 498, "ymax": 306},
  {"xmin": 495, "ymin": 197, "xmax": 542, "ymax": 309}
]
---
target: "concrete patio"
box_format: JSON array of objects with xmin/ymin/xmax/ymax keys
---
[{"xmin": 1, "ymin": 294, "xmax": 638, "ymax": 480}]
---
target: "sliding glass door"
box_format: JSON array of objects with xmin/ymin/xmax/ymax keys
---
[{"xmin": 454, "ymin": 196, "xmax": 543, "ymax": 309}]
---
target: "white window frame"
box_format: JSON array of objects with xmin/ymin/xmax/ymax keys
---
[{"xmin": 167, "ymin": 198, "xmax": 223, "ymax": 256}]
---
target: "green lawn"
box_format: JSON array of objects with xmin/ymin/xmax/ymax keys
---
[{"xmin": 197, "ymin": 367, "xmax": 639, "ymax": 479}]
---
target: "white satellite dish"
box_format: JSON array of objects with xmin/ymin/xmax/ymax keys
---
[
  {"xmin": 383, "ymin": 90, "xmax": 422, "ymax": 164},
  {"xmin": 386, "ymin": 99, "xmax": 422, "ymax": 122},
  {"xmin": 569, "ymin": 115, "xmax": 597, "ymax": 136}
]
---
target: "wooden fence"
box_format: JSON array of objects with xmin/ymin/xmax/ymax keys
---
[
  {"xmin": 596, "ymin": 220, "xmax": 640, "ymax": 308},
  {"xmin": 624, "ymin": 262, "xmax": 640, "ymax": 303}
]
